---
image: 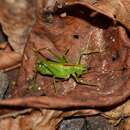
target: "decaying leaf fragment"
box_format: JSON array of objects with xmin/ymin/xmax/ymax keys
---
[
  {"xmin": 0, "ymin": 109, "xmax": 99, "ymax": 130},
  {"xmin": 48, "ymin": 0, "xmax": 130, "ymax": 31},
  {"xmin": 0, "ymin": 51, "xmax": 22, "ymax": 70},
  {"xmin": 0, "ymin": 0, "xmax": 36, "ymax": 53},
  {"xmin": 104, "ymin": 100, "xmax": 130, "ymax": 130}
]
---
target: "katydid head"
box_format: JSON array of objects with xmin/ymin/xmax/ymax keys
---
[
  {"xmin": 36, "ymin": 58, "xmax": 47, "ymax": 71},
  {"xmin": 35, "ymin": 59, "xmax": 43, "ymax": 72}
]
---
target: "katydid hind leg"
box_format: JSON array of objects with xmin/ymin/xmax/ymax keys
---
[
  {"xmin": 33, "ymin": 47, "xmax": 66, "ymax": 63},
  {"xmin": 46, "ymin": 48, "xmax": 67, "ymax": 63},
  {"xmin": 49, "ymin": 48, "xmax": 70, "ymax": 63},
  {"xmin": 61, "ymin": 48, "xmax": 70, "ymax": 63},
  {"xmin": 40, "ymin": 48, "xmax": 69, "ymax": 63},
  {"xmin": 72, "ymin": 73, "xmax": 98, "ymax": 87}
]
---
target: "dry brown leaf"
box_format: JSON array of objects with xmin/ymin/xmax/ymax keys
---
[
  {"xmin": 104, "ymin": 100, "xmax": 130, "ymax": 122},
  {"xmin": 54, "ymin": 0, "xmax": 130, "ymax": 31},
  {"xmin": 0, "ymin": 1, "xmax": 130, "ymax": 130},
  {"xmin": 0, "ymin": 109, "xmax": 99, "ymax": 130},
  {"xmin": 0, "ymin": 0, "xmax": 36, "ymax": 53},
  {"xmin": 103, "ymin": 100, "xmax": 130, "ymax": 130},
  {"xmin": 0, "ymin": 51, "xmax": 22, "ymax": 70},
  {"xmin": 121, "ymin": 118, "xmax": 130, "ymax": 130},
  {"xmin": 1, "ymin": 13, "xmax": 129, "ymax": 109}
]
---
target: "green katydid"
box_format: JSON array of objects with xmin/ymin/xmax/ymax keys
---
[{"xmin": 35, "ymin": 48, "xmax": 99, "ymax": 87}]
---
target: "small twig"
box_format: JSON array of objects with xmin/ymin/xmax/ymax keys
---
[
  {"xmin": 3, "ymin": 64, "xmax": 21, "ymax": 72},
  {"xmin": 0, "ymin": 108, "xmax": 33, "ymax": 119}
]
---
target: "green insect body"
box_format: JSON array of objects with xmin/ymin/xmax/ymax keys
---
[
  {"xmin": 35, "ymin": 48, "xmax": 99, "ymax": 89},
  {"xmin": 36, "ymin": 58, "xmax": 86, "ymax": 80}
]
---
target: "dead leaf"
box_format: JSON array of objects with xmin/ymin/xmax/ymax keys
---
[
  {"xmin": 0, "ymin": 1, "xmax": 130, "ymax": 130},
  {"xmin": 0, "ymin": 51, "xmax": 22, "ymax": 70},
  {"xmin": 1, "ymin": 13, "xmax": 129, "ymax": 108},
  {"xmin": 0, "ymin": 0, "xmax": 36, "ymax": 53},
  {"xmin": 0, "ymin": 109, "xmax": 99, "ymax": 130},
  {"xmin": 103, "ymin": 100, "xmax": 130, "ymax": 129},
  {"xmin": 53, "ymin": 0, "xmax": 130, "ymax": 31}
]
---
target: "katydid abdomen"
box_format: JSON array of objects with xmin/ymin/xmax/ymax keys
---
[{"xmin": 36, "ymin": 58, "xmax": 86, "ymax": 79}]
